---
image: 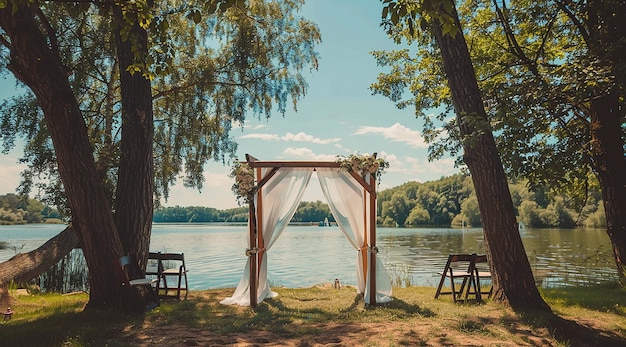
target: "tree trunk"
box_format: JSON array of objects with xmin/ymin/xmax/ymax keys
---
[
  {"xmin": 112, "ymin": 5, "xmax": 155, "ymax": 267},
  {"xmin": 586, "ymin": 0, "xmax": 626, "ymax": 285},
  {"xmin": 0, "ymin": 5, "xmax": 125, "ymax": 309},
  {"xmin": 0, "ymin": 226, "xmax": 78, "ymax": 286},
  {"xmin": 589, "ymin": 93, "xmax": 626, "ymax": 283},
  {"xmin": 431, "ymin": 1, "xmax": 550, "ymax": 312}
]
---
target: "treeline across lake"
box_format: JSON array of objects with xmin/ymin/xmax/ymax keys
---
[
  {"xmin": 153, "ymin": 200, "xmax": 335, "ymax": 224},
  {"xmin": 155, "ymin": 173, "xmax": 606, "ymax": 228},
  {"xmin": 378, "ymin": 174, "xmax": 605, "ymax": 228},
  {"xmin": 4, "ymin": 173, "xmax": 606, "ymax": 228},
  {"xmin": 0, "ymin": 194, "xmax": 62, "ymax": 225}
]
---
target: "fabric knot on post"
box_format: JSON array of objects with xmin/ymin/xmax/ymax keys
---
[
  {"xmin": 245, "ymin": 247, "xmax": 259, "ymax": 257},
  {"xmin": 369, "ymin": 246, "xmax": 379, "ymax": 254}
]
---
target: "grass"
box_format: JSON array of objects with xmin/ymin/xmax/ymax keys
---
[{"xmin": 1, "ymin": 285, "xmax": 626, "ymax": 346}]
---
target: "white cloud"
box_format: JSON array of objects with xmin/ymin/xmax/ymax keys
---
[
  {"xmin": 371, "ymin": 150, "xmax": 458, "ymax": 182},
  {"xmin": 240, "ymin": 131, "xmax": 341, "ymax": 145},
  {"xmin": 200, "ymin": 168, "xmax": 233, "ymax": 188},
  {"xmin": 240, "ymin": 133, "xmax": 281, "ymax": 141},
  {"xmin": 352, "ymin": 122, "xmax": 428, "ymax": 148},
  {"xmin": 378, "ymin": 152, "xmax": 402, "ymax": 173},
  {"xmin": 0, "ymin": 153, "xmax": 26, "ymax": 195},
  {"xmin": 333, "ymin": 143, "xmax": 350, "ymax": 153},
  {"xmin": 283, "ymin": 132, "xmax": 341, "ymax": 144},
  {"xmin": 402, "ymin": 156, "xmax": 457, "ymax": 177},
  {"xmin": 160, "ymin": 166, "xmax": 235, "ymax": 209},
  {"xmin": 0, "ymin": 166, "xmax": 24, "ymax": 194},
  {"xmin": 281, "ymin": 147, "xmax": 337, "ymax": 161},
  {"xmin": 232, "ymin": 120, "xmax": 271, "ymax": 131}
]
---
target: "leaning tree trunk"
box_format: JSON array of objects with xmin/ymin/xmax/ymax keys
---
[
  {"xmin": 112, "ymin": 5, "xmax": 155, "ymax": 267},
  {"xmin": 0, "ymin": 226, "xmax": 78, "ymax": 307},
  {"xmin": 0, "ymin": 226, "xmax": 78, "ymax": 286},
  {"xmin": 0, "ymin": 5, "xmax": 125, "ymax": 309},
  {"xmin": 431, "ymin": 1, "xmax": 550, "ymax": 312}
]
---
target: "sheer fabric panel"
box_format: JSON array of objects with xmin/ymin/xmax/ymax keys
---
[
  {"xmin": 316, "ymin": 168, "xmax": 367, "ymax": 293},
  {"xmin": 256, "ymin": 168, "xmax": 313, "ymax": 302},
  {"xmin": 219, "ymin": 218, "xmax": 254, "ymax": 305},
  {"xmin": 364, "ymin": 253, "xmax": 393, "ymax": 303},
  {"xmin": 318, "ymin": 168, "xmax": 392, "ymax": 303},
  {"xmin": 221, "ymin": 168, "xmax": 313, "ymax": 306}
]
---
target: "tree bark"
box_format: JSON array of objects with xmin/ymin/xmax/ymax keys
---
[
  {"xmin": 0, "ymin": 226, "xmax": 78, "ymax": 286},
  {"xmin": 586, "ymin": 0, "xmax": 626, "ymax": 284},
  {"xmin": 112, "ymin": 5, "xmax": 155, "ymax": 267},
  {"xmin": 431, "ymin": 1, "xmax": 550, "ymax": 311},
  {"xmin": 0, "ymin": 5, "xmax": 125, "ymax": 309}
]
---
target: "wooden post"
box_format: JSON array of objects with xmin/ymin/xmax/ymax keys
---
[
  {"xmin": 248, "ymin": 198, "xmax": 257, "ymax": 307},
  {"xmin": 240, "ymin": 155, "xmax": 382, "ymax": 306},
  {"xmin": 368, "ymin": 174, "xmax": 377, "ymax": 305},
  {"xmin": 361, "ymin": 188, "xmax": 368, "ymax": 293},
  {"xmin": 256, "ymin": 166, "xmax": 264, "ymax": 300}
]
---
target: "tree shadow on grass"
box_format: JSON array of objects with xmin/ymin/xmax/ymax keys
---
[
  {"xmin": 513, "ymin": 286, "xmax": 626, "ymax": 346},
  {"xmin": 0, "ymin": 308, "xmax": 147, "ymax": 347},
  {"xmin": 362, "ymin": 295, "xmax": 437, "ymax": 318},
  {"xmin": 259, "ymin": 293, "xmax": 435, "ymax": 327},
  {"xmin": 515, "ymin": 310, "xmax": 626, "ymax": 347}
]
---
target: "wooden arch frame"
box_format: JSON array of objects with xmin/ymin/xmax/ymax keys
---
[{"xmin": 244, "ymin": 154, "xmax": 379, "ymax": 306}]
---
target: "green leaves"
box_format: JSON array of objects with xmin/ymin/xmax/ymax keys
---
[
  {"xmin": 379, "ymin": 0, "xmax": 459, "ymax": 38},
  {"xmin": 0, "ymin": 0, "xmax": 320, "ymax": 208},
  {"xmin": 186, "ymin": 9, "xmax": 201, "ymax": 24},
  {"xmin": 374, "ymin": 0, "xmax": 621, "ymax": 196}
]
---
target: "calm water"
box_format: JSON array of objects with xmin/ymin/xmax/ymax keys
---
[{"xmin": 0, "ymin": 223, "xmax": 617, "ymax": 290}]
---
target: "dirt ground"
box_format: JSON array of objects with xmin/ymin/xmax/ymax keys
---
[
  {"xmin": 3, "ymin": 286, "xmax": 624, "ymax": 346},
  {"xmin": 134, "ymin": 320, "xmax": 555, "ymax": 346},
  {"xmin": 117, "ymin": 290, "xmax": 624, "ymax": 347}
]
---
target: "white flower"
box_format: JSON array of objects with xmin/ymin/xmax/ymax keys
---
[
  {"xmin": 230, "ymin": 160, "xmax": 256, "ymax": 205},
  {"xmin": 336, "ymin": 153, "xmax": 389, "ymax": 181}
]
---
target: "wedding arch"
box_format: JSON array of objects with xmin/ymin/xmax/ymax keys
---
[{"xmin": 220, "ymin": 154, "xmax": 392, "ymax": 307}]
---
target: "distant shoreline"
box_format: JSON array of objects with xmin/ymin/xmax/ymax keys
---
[
  {"xmin": 1, "ymin": 221, "xmax": 326, "ymax": 227},
  {"xmin": 0, "ymin": 218, "xmax": 65, "ymax": 226},
  {"xmin": 152, "ymin": 221, "xmax": 336, "ymax": 226}
]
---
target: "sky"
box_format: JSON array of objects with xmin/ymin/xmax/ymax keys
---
[{"xmin": 0, "ymin": 0, "xmax": 459, "ymax": 210}]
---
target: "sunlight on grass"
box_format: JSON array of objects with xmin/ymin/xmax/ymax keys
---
[
  {"xmin": 1, "ymin": 285, "xmax": 625, "ymax": 346},
  {"xmin": 541, "ymin": 284, "xmax": 626, "ymax": 314}
]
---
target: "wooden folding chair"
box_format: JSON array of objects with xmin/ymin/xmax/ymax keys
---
[
  {"xmin": 156, "ymin": 252, "xmax": 189, "ymax": 299},
  {"xmin": 434, "ymin": 253, "xmax": 476, "ymax": 303},
  {"xmin": 118, "ymin": 255, "xmax": 160, "ymax": 310},
  {"xmin": 146, "ymin": 252, "xmax": 163, "ymax": 291},
  {"xmin": 465, "ymin": 254, "xmax": 492, "ymax": 302}
]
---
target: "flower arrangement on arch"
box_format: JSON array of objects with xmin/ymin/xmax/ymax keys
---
[
  {"xmin": 336, "ymin": 153, "xmax": 389, "ymax": 180},
  {"xmin": 230, "ymin": 159, "xmax": 256, "ymax": 204}
]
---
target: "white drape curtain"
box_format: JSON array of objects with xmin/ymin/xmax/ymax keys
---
[
  {"xmin": 220, "ymin": 168, "xmax": 313, "ymax": 306},
  {"xmin": 316, "ymin": 168, "xmax": 392, "ymax": 303},
  {"xmin": 316, "ymin": 168, "xmax": 367, "ymax": 293},
  {"xmin": 257, "ymin": 167, "xmax": 313, "ymax": 301},
  {"xmin": 364, "ymin": 177, "xmax": 392, "ymax": 304},
  {"xmin": 221, "ymin": 166, "xmax": 392, "ymax": 306}
]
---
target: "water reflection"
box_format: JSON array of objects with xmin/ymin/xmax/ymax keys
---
[
  {"xmin": 0, "ymin": 224, "xmax": 618, "ymax": 290},
  {"xmin": 377, "ymin": 227, "xmax": 616, "ymax": 288}
]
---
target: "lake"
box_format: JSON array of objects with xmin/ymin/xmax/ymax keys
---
[{"xmin": 0, "ymin": 223, "xmax": 618, "ymax": 290}]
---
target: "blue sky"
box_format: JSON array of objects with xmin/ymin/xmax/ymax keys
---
[{"xmin": 0, "ymin": 0, "xmax": 459, "ymax": 210}]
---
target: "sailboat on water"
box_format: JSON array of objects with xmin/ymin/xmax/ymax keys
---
[{"xmin": 319, "ymin": 217, "xmax": 332, "ymax": 227}]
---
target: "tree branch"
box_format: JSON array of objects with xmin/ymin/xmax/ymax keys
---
[
  {"xmin": 0, "ymin": 34, "xmax": 9, "ymax": 49},
  {"xmin": 554, "ymin": 0, "xmax": 591, "ymax": 45}
]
